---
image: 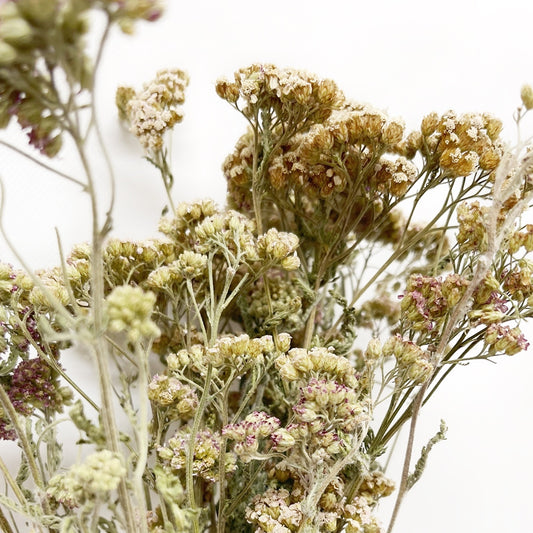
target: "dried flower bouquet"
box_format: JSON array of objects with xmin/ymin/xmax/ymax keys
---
[{"xmin": 0, "ymin": 2, "xmax": 532, "ymax": 532}]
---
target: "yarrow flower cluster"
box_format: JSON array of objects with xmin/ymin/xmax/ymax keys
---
[
  {"xmin": 47, "ymin": 450, "xmax": 126, "ymax": 509},
  {"xmin": 158, "ymin": 428, "xmax": 236, "ymax": 483},
  {"xmin": 400, "ymin": 273, "xmax": 470, "ymax": 333},
  {"xmin": 215, "ymin": 63, "xmax": 342, "ymax": 124},
  {"xmin": 382, "ymin": 335, "xmax": 434, "ymax": 385},
  {"xmin": 148, "ymin": 374, "xmax": 198, "ymax": 419},
  {"xmin": 105, "ymin": 285, "xmax": 160, "ymax": 343},
  {"xmin": 275, "ymin": 345, "xmax": 359, "ymax": 388},
  {"xmin": 170, "ymin": 333, "xmax": 277, "ymax": 374},
  {"xmin": 117, "ymin": 68, "xmax": 189, "ymax": 151},
  {"xmin": 0, "ymin": 357, "xmax": 69, "ymax": 440},
  {"xmin": 223, "ymin": 411, "xmax": 280, "ymax": 463},
  {"xmin": 484, "ymin": 323, "xmax": 529, "ymax": 355}
]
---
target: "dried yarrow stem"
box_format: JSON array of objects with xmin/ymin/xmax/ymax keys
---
[
  {"xmin": 117, "ymin": 68, "xmax": 189, "ymax": 212},
  {"xmin": 1, "ymin": 21, "xmax": 533, "ymax": 533}
]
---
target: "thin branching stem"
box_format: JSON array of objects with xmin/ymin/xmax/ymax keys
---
[
  {"xmin": 0, "ymin": 140, "xmax": 86, "ymax": 189},
  {"xmin": 0, "ymin": 385, "xmax": 50, "ymax": 514}
]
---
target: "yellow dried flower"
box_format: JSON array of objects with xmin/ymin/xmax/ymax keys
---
[
  {"xmin": 0, "ymin": 40, "xmax": 16, "ymax": 66},
  {"xmin": 373, "ymin": 156, "xmax": 418, "ymax": 196},
  {"xmin": 119, "ymin": 69, "xmax": 189, "ymax": 151},
  {"xmin": 276, "ymin": 332, "xmax": 292, "ymax": 352},
  {"xmin": 115, "ymin": 86, "xmax": 136, "ymax": 120},
  {"xmin": 0, "ymin": 17, "xmax": 32, "ymax": 47},
  {"xmin": 521, "ymin": 84, "xmax": 533, "ymax": 110},
  {"xmin": 217, "ymin": 63, "xmax": 342, "ymax": 128},
  {"xmin": 29, "ymin": 278, "xmax": 69, "ymax": 309},
  {"xmin": 105, "ymin": 285, "xmax": 160, "ymax": 343},
  {"xmin": 215, "ymin": 78, "xmax": 240, "ymax": 103},
  {"xmin": 382, "ymin": 119, "xmax": 405, "ymax": 146},
  {"xmin": 256, "ymin": 228, "xmax": 299, "ymax": 261},
  {"xmin": 479, "ymin": 146, "xmax": 501, "ymax": 171},
  {"xmin": 483, "ymin": 113, "xmax": 503, "ymax": 140},
  {"xmin": 440, "ymin": 147, "xmax": 479, "ymax": 177},
  {"xmin": 365, "ymin": 338, "xmax": 382, "ymax": 361},
  {"xmin": 175, "ymin": 251, "xmax": 207, "ymax": 279},
  {"xmin": 421, "ymin": 112, "xmax": 439, "ymax": 137}
]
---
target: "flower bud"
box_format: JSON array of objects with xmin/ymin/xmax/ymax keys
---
[
  {"xmin": 276, "ymin": 332, "xmax": 292, "ymax": 352},
  {"xmin": 483, "ymin": 113, "xmax": 503, "ymax": 140},
  {"xmin": 0, "ymin": 40, "xmax": 16, "ymax": 66},
  {"xmin": 215, "ymin": 78, "xmax": 240, "ymax": 103},
  {"xmin": 365, "ymin": 338, "xmax": 382, "ymax": 360},
  {"xmin": 421, "ymin": 112, "xmax": 439, "ymax": 137},
  {"xmin": 293, "ymin": 404, "xmax": 318, "ymax": 422},
  {"xmin": 167, "ymin": 351, "xmax": 189, "ymax": 370},
  {"xmin": 116, "ymin": 86, "xmax": 136, "ymax": 121},
  {"xmin": 291, "ymin": 351, "xmax": 314, "ymax": 372},
  {"xmin": 281, "ymin": 254, "xmax": 300, "ymax": 271},
  {"xmin": 0, "ymin": 2, "xmax": 20, "ymax": 20},
  {"xmin": 0, "ymin": 18, "xmax": 32, "ymax": 46},
  {"xmin": 257, "ymin": 335, "xmax": 274, "ymax": 353},
  {"xmin": 521, "ymin": 84, "xmax": 533, "ymax": 110},
  {"xmin": 176, "ymin": 398, "xmax": 197, "ymax": 418},
  {"xmin": 407, "ymin": 358, "xmax": 433, "ymax": 384},
  {"xmin": 382, "ymin": 119, "xmax": 404, "ymax": 145},
  {"xmin": 278, "ymin": 361, "xmax": 299, "ymax": 381},
  {"xmin": 479, "ymin": 147, "xmax": 501, "ymax": 171},
  {"xmin": 16, "ymin": 0, "xmax": 57, "ymax": 27}
]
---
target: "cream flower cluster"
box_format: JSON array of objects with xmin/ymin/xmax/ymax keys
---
[
  {"xmin": 105, "ymin": 285, "xmax": 160, "ymax": 343},
  {"xmin": 47, "ymin": 451, "xmax": 126, "ymax": 509},
  {"xmin": 117, "ymin": 68, "xmax": 189, "ymax": 150}
]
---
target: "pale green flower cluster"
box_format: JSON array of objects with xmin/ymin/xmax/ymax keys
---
[
  {"xmin": 105, "ymin": 285, "xmax": 160, "ymax": 343},
  {"xmin": 47, "ymin": 451, "xmax": 126, "ymax": 509}
]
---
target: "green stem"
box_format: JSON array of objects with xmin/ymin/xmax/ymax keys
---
[
  {"xmin": 386, "ymin": 382, "xmax": 427, "ymax": 533},
  {"xmin": 0, "ymin": 505, "xmax": 15, "ymax": 533},
  {"xmin": 187, "ymin": 364, "xmax": 213, "ymax": 533},
  {"xmin": 298, "ymin": 428, "xmax": 368, "ymax": 532},
  {"xmin": 160, "ymin": 151, "xmax": 176, "ymax": 214},
  {"xmin": 0, "ymin": 139, "xmax": 86, "ymax": 189},
  {"xmin": 71, "ymin": 128, "xmax": 137, "ymax": 532},
  {"xmin": 0, "ymin": 386, "xmax": 50, "ymax": 515},
  {"xmin": 223, "ymin": 463, "xmax": 262, "ymax": 518},
  {"xmin": 216, "ymin": 434, "xmax": 228, "ymax": 533},
  {"xmin": 251, "ymin": 121, "xmax": 264, "ymax": 234},
  {"xmin": 132, "ymin": 343, "xmax": 150, "ymax": 533},
  {"xmin": 0, "ymin": 457, "xmax": 27, "ymax": 507}
]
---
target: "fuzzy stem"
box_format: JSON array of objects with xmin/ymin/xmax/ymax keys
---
[
  {"xmin": 385, "ymin": 382, "xmax": 427, "ymax": 533},
  {"xmin": 187, "ymin": 364, "xmax": 213, "ymax": 533},
  {"xmin": 298, "ymin": 428, "xmax": 368, "ymax": 532},
  {"xmin": 0, "ymin": 457, "xmax": 27, "ymax": 507},
  {"xmin": 71, "ymin": 126, "xmax": 137, "ymax": 532},
  {"xmin": 0, "ymin": 385, "xmax": 50, "ymax": 515},
  {"xmin": 0, "ymin": 505, "xmax": 15, "ymax": 533},
  {"xmin": 132, "ymin": 343, "xmax": 150, "ymax": 533},
  {"xmin": 0, "ymin": 139, "xmax": 86, "ymax": 189}
]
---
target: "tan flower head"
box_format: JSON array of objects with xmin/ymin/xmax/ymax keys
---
[{"xmin": 118, "ymin": 69, "xmax": 189, "ymax": 151}]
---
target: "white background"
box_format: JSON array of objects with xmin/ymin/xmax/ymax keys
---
[{"xmin": 1, "ymin": 0, "xmax": 533, "ymax": 531}]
